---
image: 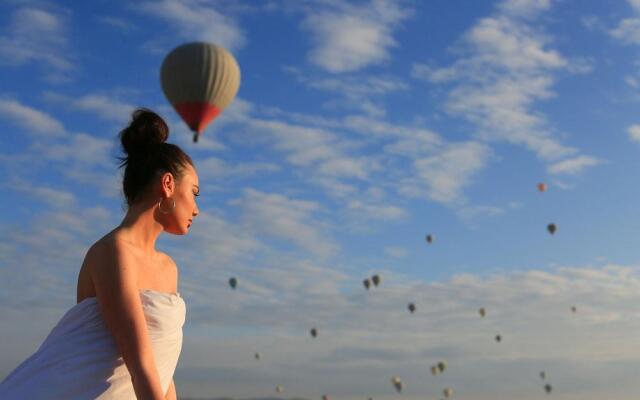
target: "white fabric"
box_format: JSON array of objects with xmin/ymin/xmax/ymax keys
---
[{"xmin": 0, "ymin": 289, "xmax": 186, "ymax": 399}]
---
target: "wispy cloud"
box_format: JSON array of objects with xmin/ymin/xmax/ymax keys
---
[
  {"xmin": 609, "ymin": 0, "xmax": 640, "ymax": 44},
  {"xmin": 547, "ymin": 155, "xmax": 603, "ymax": 175},
  {"xmin": 0, "ymin": 6, "xmax": 74, "ymax": 82},
  {"xmin": 300, "ymin": 0, "xmax": 412, "ymax": 73},
  {"xmin": 138, "ymin": 0, "xmax": 245, "ymax": 52},
  {"xmin": 628, "ymin": 124, "xmax": 640, "ymax": 142},
  {"xmin": 0, "ymin": 98, "xmax": 66, "ymax": 137},
  {"xmin": 43, "ymin": 92, "xmax": 136, "ymax": 123}
]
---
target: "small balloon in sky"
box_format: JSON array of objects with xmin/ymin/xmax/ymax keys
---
[
  {"xmin": 571, "ymin": 305, "xmax": 577, "ymax": 313},
  {"xmin": 540, "ymin": 371, "xmax": 546, "ymax": 380},
  {"xmin": 363, "ymin": 278, "xmax": 371, "ymax": 290},
  {"xmin": 544, "ymin": 383, "xmax": 552, "ymax": 394},
  {"xmin": 254, "ymin": 352, "xmax": 260, "ymax": 361},
  {"xmin": 426, "ymin": 234, "xmax": 434, "ymax": 244},
  {"xmin": 391, "ymin": 376, "xmax": 403, "ymax": 393},
  {"xmin": 310, "ymin": 328, "xmax": 318, "ymax": 338},
  {"xmin": 322, "ymin": 395, "xmax": 329, "ymax": 400},
  {"xmin": 443, "ymin": 387, "xmax": 453, "ymax": 398},
  {"xmin": 538, "ymin": 182, "xmax": 547, "ymax": 192},
  {"xmin": 275, "ymin": 385, "xmax": 283, "ymax": 393},
  {"xmin": 437, "ymin": 361, "xmax": 447, "ymax": 373},
  {"xmin": 431, "ymin": 365, "xmax": 439, "ymax": 376},
  {"xmin": 408, "ymin": 303, "xmax": 416, "ymax": 314},
  {"xmin": 479, "ymin": 307, "xmax": 486, "ymax": 318},
  {"xmin": 547, "ymin": 223, "xmax": 557, "ymax": 235},
  {"xmin": 228, "ymin": 277, "xmax": 237, "ymax": 289},
  {"xmin": 371, "ymin": 274, "xmax": 381, "ymax": 287},
  {"xmin": 495, "ymin": 334, "xmax": 502, "ymax": 343}
]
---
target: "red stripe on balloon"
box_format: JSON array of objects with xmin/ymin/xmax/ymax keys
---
[{"xmin": 174, "ymin": 102, "xmax": 221, "ymax": 134}]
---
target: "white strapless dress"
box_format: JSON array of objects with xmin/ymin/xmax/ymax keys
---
[{"xmin": 0, "ymin": 289, "xmax": 186, "ymax": 399}]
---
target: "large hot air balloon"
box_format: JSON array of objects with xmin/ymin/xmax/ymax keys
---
[{"xmin": 160, "ymin": 42, "xmax": 241, "ymax": 142}]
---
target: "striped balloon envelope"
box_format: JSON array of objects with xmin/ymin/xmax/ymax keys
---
[{"xmin": 160, "ymin": 42, "xmax": 241, "ymax": 142}]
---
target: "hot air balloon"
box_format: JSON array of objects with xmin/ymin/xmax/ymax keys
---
[
  {"xmin": 310, "ymin": 328, "xmax": 318, "ymax": 338},
  {"xmin": 437, "ymin": 361, "xmax": 447, "ymax": 373},
  {"xmin": 547, "ymin": 223, "xmax": 557, "ymax": 235},
  {"xmin": 571, "ymin": 305, "xmax": 577, "ymax": 313},
  {"xmin": 540, "ymin": 371, "xmax": 546, "ymax": 380},
  {"xmin": 391, "ymin": 376, "xmax": 403, "ymax": 393},
  {"xmin": 371, "ymin": 275, "xmax": 381, "ymax": 287},
  {"xmin": 544, "ymin": 383, "xmax": 552, "ymax": 394},
  {"xmin": 322, "ymin": 395, "xmax": 329, "ymax": 400},
  {"xmin": 495, "ymin": 334, "xmax": 502, "ymax": 343},
  {"xmin": 408, "ymin": 303, "xmax": 416, "ymax": 313},
  {"xmin": 276, "ymin": 385, "xmax": 284, "ymax": 393},
  {"xmin": 431, "ymin": 365, "xmax": 439, "ymax": 376},
  {"xmin": 538, "ymin": 183, "xmax": 547, "ymax": 192},
  {"xmin": 426, "ymin": 234, "xmax": 434, "ymax": 244},
  {"xmin": 478, "ymin": 307, "xmax": 486, "ymax": 318},
  {"xmin": 229, "ymin": 277, "xmax": 237, "ymax": 289},
  {"xmin": 160, "ymin": 42, "xmax": 241, "ymax": 142},
  {"xmin": 443, "ymin": 387, "xmax": 453, "ymax": 398},
  {"xmin": 363, "ymin": 278, "xmax": 371, "ymax": 290},
  {"xmin": 254, "ymin": 352, "xmax": 261, "ymax": 361}
]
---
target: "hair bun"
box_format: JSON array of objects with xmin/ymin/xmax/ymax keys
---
[{"xmin": 119, "ymin": 108, "xmax": 169, "ymax": 158}]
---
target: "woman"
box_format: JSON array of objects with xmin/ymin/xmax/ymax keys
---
[{"xmin": 0, "ymin": 108, "xmax": 199, "ymax": 399}]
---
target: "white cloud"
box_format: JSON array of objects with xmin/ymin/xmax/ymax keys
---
[
  {"xmin": 0, "ymin": 6, "xmax": 74, "ymax": 82},
  {"xmin": 229, "ymin": 188, "xmax": 339, "ymax": 259},
  {"xmin": 498, "ymin": 0, "xmax": 551, "ymax": 18},
  {"xmin": 414, "ymin": 141, "xmax": 491, "ymax": 204},
  {"xmin": 609, "ymin": 0, "xmax": 640, "ymax": 44},
  {"xmin": 0, "ymin": 98, "xmax": 66, "ymax": 137},
  {"xmin": 138, "ymin": 0, "xmax": 245, "ymax": 52},
  {"xmin": 43, "ymin": 92, "xmax": 135, "ymax": 123},
  {"xmin": 628, "ymin": 124, "xmax": 640, "ymax": 142},
  {"xmin": 301, "ymin": 0, "xmax": 411, "ymax": 73},
  {"xmin": 547, "ymin": 155, "xmax": 602, "ymax": 175}
]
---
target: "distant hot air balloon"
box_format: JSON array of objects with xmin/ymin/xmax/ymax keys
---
[
  {"xmin": 322, "ymin": 395, "xmax": 329, "ymax": 400},
  {"xmin": 276, "ymin": 385, "xmax": 284, "ymax": 393},
  {"xmin": 540, "ymin": 371, "xmax": 546, "ymax": 380},
  {"xmin": 495, "ymin": 334, "xmax": 502, "ymax": 343},
  {"xmin": 479, "ymin": 307, "xmax": 486, "ymax": 318},
  {"xmin": 538, "ymin": 183, "xmax": 547, "ymax": 192},
  {"xmin": 254, "ymin": 352, "xmax": 261, "ymax": 361},
  {"xmin": 160, "ymin": 42, "xmax": 241, "ymax": 142},
  {"xmin": 371, "ymin": 275, "xmax": 381, "ymax": 287},
  {"xmin": 426, "ymin": 234, "xmax": 434, "ymax": 244},
  {"xmin": 363, "ymin": 278, "xmax": 371, "ymax": 290},
  {"xmin": 437, "ymin": 361, "xmax": 447, "ymax": 373},
  {"xmin": 547, "ymin": 223, "xmax": 557, "ymax": 235},
  {"xmin": 408, "ymin": 303, "xmax": 416, "ymax": 314},
  {"xmin": 571, "ymin": 305, "xmax": 577, "ymax": 313},
  {"xmin": 310, "ymin": 328, "xmax": 318, "ymax": 338},
  {"xmin": 391, "ymin": 376, "xmax": 403, "ymax": 393},
  {"xmin": 544, "ymin": 383, "xmax": 552, "ymax": 394},
  {"xmin": 443, "ymin": 387, "xmax": 453, "ymax": 398},
  {"xmin": 431, "ymin": 365, "xmax": 439, "ymax": 376},
  {"xmin": 229, "ymin": 277, "xmax": 237, "ymax": 289}
]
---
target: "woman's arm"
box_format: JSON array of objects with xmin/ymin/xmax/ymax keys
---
[
  {"xmin": 91, "ymin": 242, "xmax": 167, "ymax": 400},
  {"xmin": 166, "ymin": 379, "xmax": 177, "ymax": 400}
]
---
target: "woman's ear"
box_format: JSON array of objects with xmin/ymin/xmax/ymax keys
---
[{"xmin": 161, "ymin": 172, "xmax": 175, "ymax": 196}]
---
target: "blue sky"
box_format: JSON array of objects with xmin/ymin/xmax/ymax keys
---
[{"xmin": 2, "ymin": 0, "xmax": 640, "ymax": 399}]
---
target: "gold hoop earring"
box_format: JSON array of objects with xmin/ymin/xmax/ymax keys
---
[{"xmin": 158, "ymin": 197, "xmax": 176, "ymax": 214}]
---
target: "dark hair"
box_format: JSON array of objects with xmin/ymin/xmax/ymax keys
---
[{"xmin": 116, "ymin": 108, "xmax": 193, "ymax": 208}]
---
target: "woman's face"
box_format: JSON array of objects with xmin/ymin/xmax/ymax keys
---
[{"xmin": 160, "ymin": 164, "xmax": 200, "ymax": 235}]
